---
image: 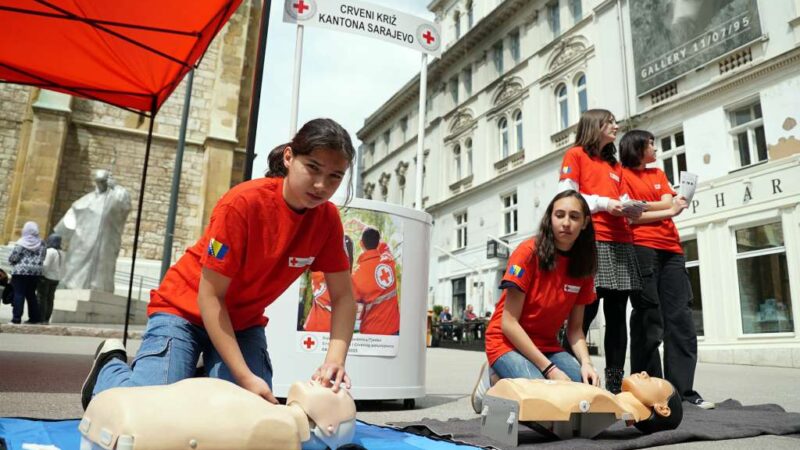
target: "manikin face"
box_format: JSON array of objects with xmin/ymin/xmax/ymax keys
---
[
  {"xmin": 550, "ymin": 196, "xmax": 588, "ymax": 251},
  {"xmin": 642, "ymin": 139, "xmax": 657, "ymax": 165},
  {"xmin": 599, "ymin": 116, "xmax": 619, "ymax": 147},
  {"xmin": 282, "ymin": 147, "xmax": 349, "ymax": 211},
  {"xmin": 622, "ymin": 372, "xmax": 673, "ymax": 417}
]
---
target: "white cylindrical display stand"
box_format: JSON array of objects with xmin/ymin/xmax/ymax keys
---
[{"xmin": 266, "ymin": 198, "xmax": 431, "ymax": 402}]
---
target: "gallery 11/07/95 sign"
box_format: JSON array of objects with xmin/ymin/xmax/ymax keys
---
[{"xmin": 630, "ymin": 0, "xmax": 763, "ymax": 95}]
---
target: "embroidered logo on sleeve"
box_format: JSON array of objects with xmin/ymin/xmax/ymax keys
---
[
  {"xmin": 374, "ymin": 263, "xmax": 395, "ymax": 289},
  {"xmin": 289, "ymin": 256, "xmax": 315, "ymax": 268},
  {"xmin": 208, "ymin": 238, "xmax": 229, "ymax": 260},
  {"xmin": 564, "ymin": 284, "xmax": 581, "ymax": 294},
  {"xmin": 609, "ymin": 172, "xmax": 620, "ymax": 182},
  {"xmin": 508, "ymin": 265, "xmax": 525, "ymax": 278},
  {"xmin": 561, "ymin": 166, "xmax": 572, "ymax": 175}
]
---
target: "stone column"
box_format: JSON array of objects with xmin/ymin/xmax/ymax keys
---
[{"xmin": 7, "ymin": 90, "xmax": 72, "ymax": 239}]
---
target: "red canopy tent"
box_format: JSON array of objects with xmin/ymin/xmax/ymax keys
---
[{"xmin": 0, "ymin": 0, "xmax": 245, "ymax": 341}]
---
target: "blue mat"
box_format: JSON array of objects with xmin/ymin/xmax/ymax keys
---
[{"xmin": 0, "ymin": 417, "xmax": 484, "ymax": 450}]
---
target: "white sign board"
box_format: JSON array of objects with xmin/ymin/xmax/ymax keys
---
[{"xmin": 283, "ymin": 0, "xmax": 442, "ymax": 56}]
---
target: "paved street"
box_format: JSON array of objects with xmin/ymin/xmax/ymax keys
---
[{"xmin": 1, "ymin": 330, "xmax": 799, "ymax": 449}]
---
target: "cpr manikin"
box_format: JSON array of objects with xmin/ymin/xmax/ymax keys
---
[
  {"xmin": 78, "ymin": 378, "xmax": 357, "ymax": 450},
  {"xmin": 480, "ymin": 372, "xmax": 682, "ymax": 446}
]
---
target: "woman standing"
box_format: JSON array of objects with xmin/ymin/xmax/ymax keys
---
[
  {"xmin": 8, "ymin": 221, "xmax": 46, "ymax": 324},
  {"xmin": 38, "ymin": 234, "xmax": 65, "ymax": 324},
  {"xmin": 557, "ymin": 109, "xmax": 643, "ymax": 393}
]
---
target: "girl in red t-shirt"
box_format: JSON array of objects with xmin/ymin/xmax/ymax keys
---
[
  {"xmin": 620, "ymin": 130, "xmax": 714, "ymax": 409},
  {"xmin": 557, "ymin": 109, "xmax": 643, "ymax": 393},
  {"xmin": 81, "ymin": 119, "xmax": 358, "ymax": 410},
  {"xmin": 470, "ymin": 191, "xmax": 599, "ymax": 413}
]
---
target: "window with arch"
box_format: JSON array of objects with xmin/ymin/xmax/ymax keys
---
[
  {"xmin": 453, "ymin": 144, "xmax": 462, "ymax": 181},
  {"xmin": 556, "ymin": 83, "xmax": 568, "ymax": 130},
  {"xmin": 498, "ymin": 117, "xmax": 509, "ymax": 159},
  {"xmin": 576, "ymin": 74, "xmax": 588, "ymax": 114},
  {"xmin": 465, "ymin": 138, "xmax": 473, "ymax": 176},
  {"xmin": 454, "ymin": 10, "xmax": 461, "ymax": 40},
  {"xmin": 513, "ymin": 110, "xmax": 523, "ymax": 152}
]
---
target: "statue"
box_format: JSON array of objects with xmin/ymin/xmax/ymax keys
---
[{"xmin": 54, "ymin": 169, "xmax": 131, "ymax": 293}]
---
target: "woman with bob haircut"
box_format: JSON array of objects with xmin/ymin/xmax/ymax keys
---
[
  {"xmin": 470, "ymin": 190, "xmax": 600, "ymax": 413},
  {"xmin": 619, "ymin": 129, "xmax": 715, "ymax": 409}
]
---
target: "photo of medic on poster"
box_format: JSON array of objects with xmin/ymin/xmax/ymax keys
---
[{"xmin": 297, "ymin": 207, "xmax": 403, "ymax": 337}]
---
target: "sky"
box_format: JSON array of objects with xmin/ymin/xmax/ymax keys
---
[{"xmin": 252, "ymin": 0, "xmax": 435, "ymax": 185}]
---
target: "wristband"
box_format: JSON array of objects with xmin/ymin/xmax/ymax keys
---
[{"xmin": 541, "ymin": 362, "xmax": 556, "ymax": 376}]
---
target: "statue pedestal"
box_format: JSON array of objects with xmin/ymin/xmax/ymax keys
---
[{"xmin": 51, "ymin": 289, "xmax": 148, "ymax": 325}]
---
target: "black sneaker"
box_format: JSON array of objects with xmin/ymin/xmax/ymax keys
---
[
  {"xmin": 691, "ymin": 398, "xmax": 716, "ymax": 410},
  {"xmin": 81, "ymin": 339, "xmax": 127, "ymax": 410}
]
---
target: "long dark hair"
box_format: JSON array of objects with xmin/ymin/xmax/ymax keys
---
[
  {"xmin": 265, "ymin": 118, "xmax": 356, "ymax": 201},
  {"xmin": 574, "ymin": 109, "xmax": 618, "ymax": 166},
  {"xmin": 535, "ymin": 190, "xmax": 597, "ymax": 278},
  {"xmin": 619, "ymin": 129, "xmax": 655, "ymax": 169}
]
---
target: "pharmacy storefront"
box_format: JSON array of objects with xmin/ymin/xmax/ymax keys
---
[{"xmin": 675, "ymin": 155, "xmax": 800, "ymax": 367}]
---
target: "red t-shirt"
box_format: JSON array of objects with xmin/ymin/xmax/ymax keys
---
[
  {"xmin": 303, "ymin": 272, "xmax": 332, "ymax": 332},
  {"xmin": 148, "ymin": 177, "xmax": 349, "ymax": 331},
  {"xmin": 621, "ymin": 168, "xmax": 683, "ymax": 254},
  {"xmin": 484, "ymin": 238, "xmax": 595, "ymax": 366},
  {"xmin": 352, "ymin": 248, "xmax": 399, "ymax": 335},
  {"xmin": 559, "ymin": 146, "xmax": 632, "ymax": 243}
]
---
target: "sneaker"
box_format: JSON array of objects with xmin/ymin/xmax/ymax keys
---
[
  {"xmin": 691, "ymin": 398, "xmax": 716, "ymax": 410},
  {"xmin": 81, "ymin": 339, "xmax": 127, "ymax": 410},
  {"xmin": 470, "ymin": 362, "xmax": 492, "ymax": 414}
]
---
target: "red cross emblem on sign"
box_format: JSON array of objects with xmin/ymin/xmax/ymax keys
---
[
  {"xmin": 303, "ymin": 336, "xmax": 316, "ymax": 349},
  {"xmin": 293, "ymin": 1, "xmax": 309, "ymax": 13},
  {"xmin": 416, "ymin": 24, "xmax": 441, "ymax": 53},
  {"xmin": 422, "ymin": 31, "xmax": 435, "ymax": 45}
]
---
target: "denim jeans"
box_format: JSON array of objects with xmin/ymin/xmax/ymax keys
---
[
  {"xmin": 11, "ymin": 274, "xmax": 41, "ymax": 323},
  {"xmin": 492, "ymin": 350, "xmax": 582, "ymax": 382},
  {"xmin": 93, "ymin": 313, "xmax": 273, "ymax": 397}
]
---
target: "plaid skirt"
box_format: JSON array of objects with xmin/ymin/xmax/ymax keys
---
[{"xmin": 594, "ymin": 241, "xmax": 642, "ymax": 291}]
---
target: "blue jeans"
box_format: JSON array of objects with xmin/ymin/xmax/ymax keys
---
[
  {"xmin": 94, "ymin": 313, "xmax": 273, "ymax": 397},
  {"xmin": 492, "ymin": 350, "xmax": 582, "ymax": 382}
]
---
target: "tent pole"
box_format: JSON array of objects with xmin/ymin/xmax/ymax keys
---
[
  {"xmin": 123, "ymin": 99, "xmax": 156, "ymax": 347},
  {"xmin": 243, "ymin": 0, "xmax": 272, "ymax": 181}
]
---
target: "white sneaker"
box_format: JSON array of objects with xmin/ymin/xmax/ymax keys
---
[
  {"xmin": 691, "ymin": 398, "xmax": 716, "ymax": 410},
  {"xmin": 470, "ymin": 362, "xmax": 492, "ymax": 414}
]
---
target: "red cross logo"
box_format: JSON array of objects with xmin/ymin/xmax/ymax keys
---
[
  {"xmin": 293, "ymin": 1, "xmax": 309, "ymax": 13},
  {"xmin": 416, "ymin": 24, "xmax": 441, "ymax": 53},
  {"xmin": 290, "ymin": 257, "xmax": 297, "ymax": 266},
  {"xmin": 379, "ymin": 268, "xmax": 391, "ymax": 284},
  {"xmin": 303, "ymin": 336, "xmax": 316, "ymax": 349},
  {"xmin": 422, "ymin": 31, "xmax": 435, "ymax": 45},
  {"xmin": 374, "ymin": 263, "xmax": 394, "ymax": 289}
]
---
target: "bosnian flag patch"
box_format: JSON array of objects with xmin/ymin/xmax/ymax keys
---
[
  {"xmin": 561, "ymin": 166, "xmax": 572, "ymax": 175},
  {"xmin": 289, "ymin": 256, "xmax": 315, "ymax": 268},
  {"xmin": 208, "ymin": 238, "xmax": 229, "ymax": 260},
  {"xmin": 508, "ymin": 265, "xmax": 525, "ymax": 278},
  {"xmin": 564, "ymin": 284, "xmax": 581, "ymax": 293}
]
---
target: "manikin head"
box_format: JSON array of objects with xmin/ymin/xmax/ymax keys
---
[
  {"xmin": 93, "ymin": 169, "xmax": 110, "ymax": 193},
  {"xmin": 623, "ymin": 372, "xmax": 683, "ymax": 434},
  {"xmin": 287, "ymin": 380, "xmax": 357, "ymax": 449}
]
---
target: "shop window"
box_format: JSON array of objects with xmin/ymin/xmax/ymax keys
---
[
  {"xmin": 735, "ymin": 222, "xmax": 793, "ymax": 334},
  {"xmin": 682, "ymin": 239, "xmax": 704, "ymax": 336}
]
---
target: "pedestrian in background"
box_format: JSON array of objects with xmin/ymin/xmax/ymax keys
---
[
  {"xmin": 8, "ymin": 221, "xmax": 46, "ymax": 324},
  {"xmin": 38, "ymin": 233, "xmax": 65, "ymax": 324}
]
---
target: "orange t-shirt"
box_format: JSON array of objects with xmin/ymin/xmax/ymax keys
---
[
  {"xmin": 621, "ymin": 168, "xmax": 683, "ymax": 254},
  {"xmin": 303, "ymin": 272, "xmax": 332, "ymax": 332},
  {"xmin": 559, "ymin": 146, "xmax": 632, "ymax": 243},
  {"xmin": 148, "ymin": 177, "xmax": 349, "ymax": 331},
  {"xmin": 484, "ymin": 238, "xmax": 595, "ymax": 366},
  {"xmin": 352, "ymin": 248, "xmax": 399, "ymax": 335}
]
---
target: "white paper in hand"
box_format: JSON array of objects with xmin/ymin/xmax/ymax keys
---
[{"xmin": 679, "ymin": 172, "xmax": 699, "ymax": 202}]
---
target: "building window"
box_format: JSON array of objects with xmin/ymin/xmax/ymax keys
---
[
  {"xmin": 513, "ymin": 109, "xmax": 523, "ymax": 152},
  {"xmin": 454, "ymin": 11, "xmax": 461, "ymax": 40},
  {"xmin": 455, "ymin": 211, "xmax": 468, "ymax": 250},
  {"xmin": 492, "ymin": 41, "xmax": 504, "ymax": 74},
  {"xmin": 452, "ymin": 277, "xmax": 466, "ymax": 321},
  {"xmin": 400, "ymin": 116, "xmax": 408, "ymax": 142},
  {"xmin": 466, "ymin": 0, "xmax": 474, "ymax": 28},
  {"xmin": 682, "ymin": 239, "xmax": 704, "ymax": 336},
  {"xmin": 453, "ymin": 144, "xmax": 462, "ymax": 181},
  {"xmin": 576, "ymin": 74, "xmax": 588, "ymax": 114},
  {"xmin": 501, "ymin": 192, "xmax": 518, "ymax": 235},
  {"xmin": 659, "ymin": 130, "xmax": 687, "ymax": 187},
  {"xmin": 383, "ymin": 129, "xmax": 390, "ymax": 150},
  {"xmin": 556, "ymin": 83, "xmax": 568, "ymax": 130},
  {"xmin": 498, "ymin": 117, "xmax": 509, "ymax": 159},
  {"xmin": 449, "ymin": 76, "xmax": 459, "ymax": 105},
  {"xmin": 548, "ymin": 1, "xmax": 560, "ymax": 37},
  {"xmin": 735, "ymin": 222, "xmax": 793, "ymax": 334},
  {"xmin": 569, "ymin": 0, "xmax": 582, "ymax": 23},
  {"xmin": 463, "ymin": 67, "xmax": 472, "ymax": 97},
  {"xmin": 510, "ymin": 30, "xmax": 520, "ymax": 64},
  {"xmin": 729, "ymin": 101, "xmax": 767, "ymax": 168},
  {"xmin": 465, "ymin": 138, "xmax": 473, "ymax": 176}
]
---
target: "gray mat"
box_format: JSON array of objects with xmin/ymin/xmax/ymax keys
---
[{"xmin": 392, "ymin": 400, "xmax": 800, "ymax": 449}]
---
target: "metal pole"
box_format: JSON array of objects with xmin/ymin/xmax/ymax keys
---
[
  {"xmin": 289, "ymin": 24, "xmax": 305, "ymax": 136},
  {"xmin": 160, "ymin": 69, "xmax": 194, "ymax": 280},
  {"xmin": 414, "ymin": 53, "xmax": 428, "ymax": 210},
  {"xmin": 243, "ymin": 0, "xmax": 272, "ymax": 181}
]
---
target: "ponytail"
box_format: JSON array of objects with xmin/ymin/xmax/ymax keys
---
[{"xmin": 265, "ymin": 144, "xmax": 290, "ymax": 178}]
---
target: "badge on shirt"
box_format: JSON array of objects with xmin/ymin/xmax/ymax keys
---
[
  {"xmin": 609, "ymin": 172, "xmax": 620, "ymax": 182},
  {"xmin": 374, "ymin": 263, "xmax": 395, "ymax": 288},
  {"xmin": 208, "ymin": 238, "xmax": 229, "ymax": 260},
  {"xmin": 289, "ymin": 256, "xmax": 315, "ymax": 268},
  {"xmin": 654, "ymin": 183, "xmax": 661, "ymax": 189},
  {"xmin": 561, "ymin": 166, "xmax": 572, "ymax": 175},
  {"xmin": 564, "ymin": 284, "xmax": 581, "ymax": 294},
  {"xmin": 508, "ymin": 265, "xmax": 525, "ymax": 278}
]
